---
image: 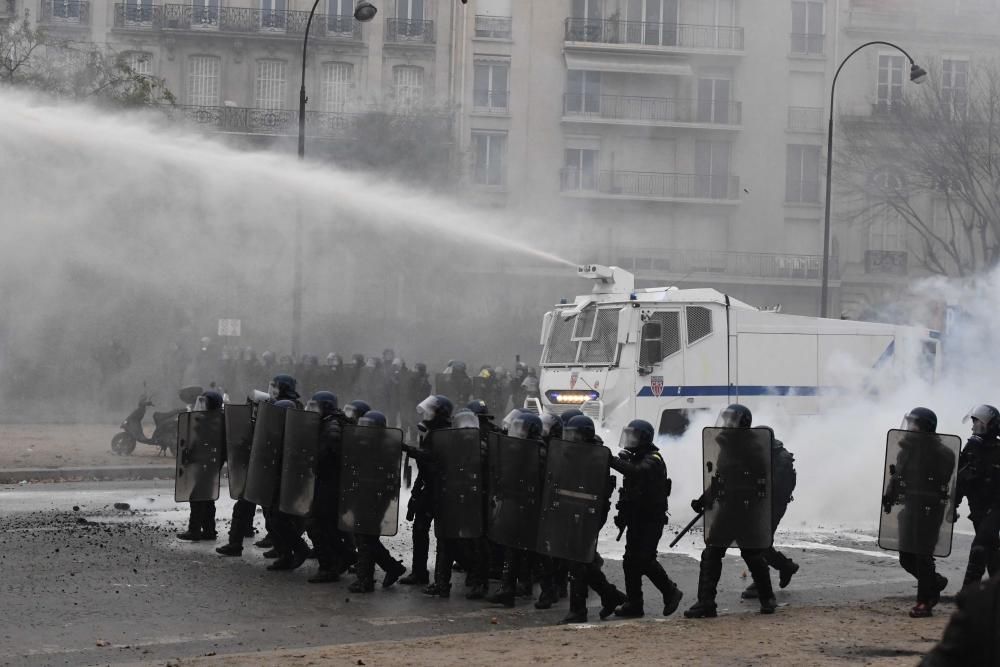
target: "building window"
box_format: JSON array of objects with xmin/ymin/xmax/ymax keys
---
[
  {"xmin": 869, "ymin": 213, "xmax": 905, "ymax": 252},
  {"xmin": 566, "ymin": 70, "xmax": 600, "ymax": 114},
  {"xmin": 791, "ymin": 0, "xmax": 824, "ymax": 55},
  {"xmin": 570, "ymin": 0, "xmax": 601, "ymax": 20},
  {"xmin": 472, "ymin": 132, "xmax": 506, "ymax": 186},
  {"xmin": 473, "ymin": 62, "xmax": 509, "ymax": 112},
  {"xmin": 624, "ymin": 0, "xmax": 680, "ymax": 47},
  {"xmin": 126, "ymin": 51, "xmax": 152, "ymax": 76},
  {"xmin": 327, "ymin": 0, "xmax": 352, "ymax": 32},
  {"xmin": 397, "ymin": 0, "xmax": 424, "ymax": 20},
  {"xmin": 393, "ymin": 65, "xmax": 424, "ymax": 112},
  {"xmin": 563, "ymin": 148, "xmax": 598, "ymax": 191},
  {"xmin": 187, "ymin": 55, "xmax": 220, "ymax": 107},
  {"xmin": 942, "ymin": 57, "xmax": 969, "ymax": 120},
  {"xmin": 260, "ymin": 0, "xmax": 287, "ymax": 30},
  {"xmin": 785, "ymin": 144, "xmax": 821, "ymax": 203},
  {"xmin": 191, "ymin": 0, "xmax": 219, "ymax": 26},
  {"xmin": 697, "ymin": 78, "xmax": 731, "ymax": 124},
  {"xmin": 876, "ymin": 53, "xmax": 905, "ymax": 113},
  {"xmin": 694, "ymin": 141, "xmax": 731, "ymax": 199},
  {"xmin": 321, "ymin": 62, "xmax": 353, "ymax": 112},
  {"xmin": 255, "ymin": 60, "xmax": 287, "ymax": 110}
]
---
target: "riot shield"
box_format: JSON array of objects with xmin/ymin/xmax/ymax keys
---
[
  {"xmin": 429, "ymin": 427, "xmax": 485, "ymax": 539},
  {"xmin": 486, "ymin": 433, "xmax": 543, "ymax": 550},
  {"xmin": 224, "ymin": 404, "xmax": 254, "ymax": 500},
  {"xmin": 338, "ymin": 425, "xmax": 404, "ymax": 536},
  {"xmin": 242, "ymin": 401, "xmax": 286, "ymax": 507},
  {"xmin": 174, "ymin": 410, "xmax": 224, "ymax": 503},
  {"xmin": 701, "ymin": 427, "xmax": 773, "ymax": 549},
  {"xmin": 536, "ymin": 439, "xmax": 611, "ymax": 563},
  {"xmin": 278, "ymin": 409, "xmax": 320, "ymax": 516},
  {"xmin": 878, "ymin": 429, "xmax": 960, "ymax": 557}
]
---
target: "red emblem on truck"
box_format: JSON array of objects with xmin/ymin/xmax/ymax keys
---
[
  {"xmin": 651, "ymin": 376, "xmax": 664, "ymax": 397},
  {"xmin": 569, "ymin": 372, "xmax": 579, "ymax": 389}
]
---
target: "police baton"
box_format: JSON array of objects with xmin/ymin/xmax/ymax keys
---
[{"xmin": 668, "ymin": 511, "xmax": 704, "ymax": 549}]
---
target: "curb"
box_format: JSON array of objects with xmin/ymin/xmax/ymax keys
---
[{"xmin": 0, "ymin": 465, "xmax": 175, "ymax": 484}]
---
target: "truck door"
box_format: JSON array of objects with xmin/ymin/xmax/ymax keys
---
[{"xmin": 636, "ymin": 310, "xmax": 685, "ymax": 433}]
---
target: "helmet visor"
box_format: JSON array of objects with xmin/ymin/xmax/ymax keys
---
[
  {"xmin": 508, "ymin": 417, "xmax": 535, "ymax": 440},
  {"xmin": 716, "ymin": 409, "xmax": 741, "ymax": 429},
  {"xmin": 193, "ymin": 396, "xmax": 208, "ymax": 412},
  {"xmin": 452, "ymin": 411, "xmax": 480, "ymax": 430},
  {"xmin": 344, "ymin": 404, "xmax": 360, "ymax": 421},
  {"xmin": 901, "ymin": 415, "xmax": 921, "ymax": 432},
  {"xmin": 500, "ymin": 409, "xmax": 522, "ymax": 433},
  {"xmin": 416, "ymin": 396, "xmax": 438, "ymax": 421},
  {"xmin": 563, "ymin": 427, "xmax": 586, "ymax": 443},
  {"xmin": 619, "ymin": 427, "xmax": 643, "ymax": 450},
  {"xmin": 305, "ymin": 400, "xmax": 321, "ymax": 414}
]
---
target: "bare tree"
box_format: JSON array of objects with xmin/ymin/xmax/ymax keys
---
[
  {"xmin": 0, "ymin": 12, "xmax": 44, "ymax": 83},
  {"xmin": 838, "ymin": 61, "xmax": 1000, "ymax": 277}
]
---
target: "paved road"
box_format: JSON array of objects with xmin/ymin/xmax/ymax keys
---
[{"xmin": 0, "ymin": 480, "xmax": 973, "ymax": 666}]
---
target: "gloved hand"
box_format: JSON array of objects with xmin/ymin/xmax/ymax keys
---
[
  {"xmin": 617, "ymin": 449, "xmax": 634, "ymax": 462},
  {"xmin": 691, "ymin": 497, "xmax": 705, "ymax": 514}
]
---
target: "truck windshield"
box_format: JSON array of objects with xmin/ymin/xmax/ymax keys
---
[{"xmin": 542, "ymin": 305, "xmax": 621, "ymax": 366}]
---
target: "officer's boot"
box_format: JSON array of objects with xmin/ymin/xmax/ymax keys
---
[
  {"xmin": 684, "ymin": 550, "xmax": 722, "ymax": 619},
  {"xmin": 647, "ymin": 561, "xmax": 684, "ymax": 617},
  {"xmin": 177, "ymin": 506, "xmax": 202, "ymax": 541},
  {"xmin": 746, "ymin": 552, "xmax": 777, "ymax": 614},
  {"xmin": 486, "ymin": 559, "xmax": 516, "ymax": 607},
  {"xmin": 559, "ymin": 575, "xmax": 588, "ymax": 624},
  {"xmin": 401, "ymin": 518, "xmax": 430, "ymax": 585},
  {"xmin": 200, "ymin": 502, "xmax": 217, "ymax": 540},
  {"xmin": 348, "ymin": 540, "xmax": 376, "ymax": 593},
  {"xmin": 515, "ymin": 553, "xmax": 533, "ymax": 598},
  {"xmin": 614, "ymin": 561, "xmax": 645, "ymax": 618},
  {"xmin": 593, "ymin": 573, "xmax": 627, "ymax": 620},
  {"xmin": 963, "ymin": 546, "xmax": 989, "ymax": 588}
]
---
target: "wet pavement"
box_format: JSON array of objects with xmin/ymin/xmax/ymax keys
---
[{"xmin": 0, "ymin": 480, "xmax": 974, "ymax": 666}]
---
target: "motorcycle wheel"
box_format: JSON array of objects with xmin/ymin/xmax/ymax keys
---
[{"xmin": 111, "ymin": 432, "xmax": 136, "ymax": 456}]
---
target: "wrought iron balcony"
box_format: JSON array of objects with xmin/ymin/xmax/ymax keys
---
[
  {"xmin": 561, "ymin": 168, "xmax": 739, "ymax": 202},
  {"xmin": 474, "ymin": 14, "xmax": 511, "ymax": 39},
  {"xmin": 164, "ymin": 105, "xmax": 360, "ymax": 138},
  {"xmin": 563, "ymin": 94, "xmax": 741, "ymax": 126},
  {"xmin": 39, "ymin": 0, "xmax": 90, "ymax": 25},
  {"xmin": 564, "ymin": 18, "xmax": 743, "ymax": 51},
  {"xmin": 787, "ymin": 106, "xmax": 824, "ymax": 132},
  {"xmin": 385, "ymin": 18, "xmax": 434, "ymax": 44},
  {"xmin": 113, "ymin": 4, "xmax": 361, "ymax": 39},
  {"xmin": 790, "ymin": 32, "xmax": 825, "ymax": 55},
  {"xmin": 865, "ymin": 250, "xmax": 908, "ymax": 275},
  {"xmin": 615, "ymin": 249, "xmax": 834, "ymax": 281}
]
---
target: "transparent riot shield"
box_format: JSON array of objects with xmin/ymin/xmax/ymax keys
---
[
  {"xmin": 174, "ymin": 410, "xmax": 224, "ymax": 503},
  {"xmin": 242, "ymin": 401, "xmax": 286, "ymax": 507},
  {"xmin": 429, "ymin": 427, "xmax": 485, "ymax": 539},
  {"xmin": 879, "ymin": 429, "xmax": 961, "ymax": 557},
  {"xmin": 224, "ymin": 404, "xmax": 254, "ymax": 500},
  {"xmin": 278, "ymin": 409, "xmax": 320, "ymax": 516},
  {"xmin": 338, "ymin": 425, "xmax": 404, "ymax": 536},
  {"xmin": 701, "ymin": 427, "xmax": 773, "ymax": 549},
  {"xmin": 536, "ymin": 439, "xmax": 611, "ymax": 563},
  {"xmin": 486, "ymin": 433, "xmax": 543, "ymax": 550}
]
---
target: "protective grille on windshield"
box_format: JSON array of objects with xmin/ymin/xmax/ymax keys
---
[
  {"xmin": 543, "ymin": 307, "xmax": 622, "ymax": 365},
  {"xmin": 687, "ymin": 306, "xmax": 713, "ymax": 344},
  {"xmin": 543, "ymin": 313, "xmax": 578, "ymax": 364},
  {"xmin": 578, "ymin": 308, "xmax": 619, "ymax": 363}
]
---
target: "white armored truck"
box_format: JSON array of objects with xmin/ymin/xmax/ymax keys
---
[{"xmin": 528, "ymin": 265, "xmax": 940, "ymax": 438}]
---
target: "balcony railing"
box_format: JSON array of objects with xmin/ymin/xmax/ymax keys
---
[
  {"xmin": 561, "ymin": 169, "xmax": 739, "ymax": 201},
  {"xmin": 385, "ymin": 18, "xmax": 434, "ymax": 43},
  {"xmin": 564, "ymin": 94, "xmax": 741, "ymax": 126},
  {"xmin": 865, "ymin": 250, "xmax": 908, "ymax": 275},
  {"xmin": 474, "ymin": 14, "xmax": 511, "ymax": 39},
  {"xmin": 472, "ymin": 89, "xmax": 509, "ymax": 113},
  {"xmin": 164, "ymin": 105, "xmax": 360, "ymax": 137},
  {"xmin": 615, "ymin": 249, "xmax": 834, "ymax": 281},
  {"xmin": 113, "ymin": 4, "xmax": 362, "ymax": 38},
  {"xmin": 790, "ymin": 32, "xmax": 825, "ymax": 55},
  {"xmin": 788, "ymin": 106, "xmax": 824, "ymax": 132},
  {"xmin": 564, "ymin": 18, "xmax": 743, "ymax": 51},
  {"xmin": 39, "ymin": 0, "xmax": 90, "ymax": 24}
]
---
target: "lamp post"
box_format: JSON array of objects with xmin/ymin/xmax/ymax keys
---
[
  {"xmin": 819, "ymin": 41, "xmax": 926, "ymax": 318},
  {"xmin": 291, "ymin": 0, "xmax": 376, "ymax": 356}
]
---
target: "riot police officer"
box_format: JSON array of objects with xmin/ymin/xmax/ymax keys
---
[
  {"xmin": 177, "ymin": 390, "xmax": 224, "ymax": 542},
  {"xmin": 266, "ymin": 398, "xmax": 311, "ymax": 571},
  {"xmin": 685, "ymin": 404, "xmax": 777, "ymax": 618},
  {"xmin": 609, "ymin": 419, "xmax": 683, "ymax": 618},
  {"xmin": 535, "ymin": 412, "xmax": 568, "ymax": 608},
  {"xmin": 304, "ymin": 391, "xmax": 349, "ymax": 583},
  {"xmin": 347, "ymin": 410, "xmax": 407, "ymax": 593},
  {"xmin": 958, "ymin": 404, "xmax": 1000, "ymax": 588},
  {"xmin": 399, "ymin": 395, "xmax": 453, "ymax": 587},
  {"xmin": 559, "ymin": 415, "xmax": 626, "ymax": 624},
  {"xmin": 883, "ymin": 407, "xmax": 954, "ymax": 617}
]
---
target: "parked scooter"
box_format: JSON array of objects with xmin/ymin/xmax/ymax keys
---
[{"xmin": 110, "ymin": 386, "xmax": 203, "ymax": 456}]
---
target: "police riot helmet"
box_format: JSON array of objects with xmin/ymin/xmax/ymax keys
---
[
  {"xmin": 559, "ymin": 408, "xmax": 584, "ymax": 425},
  {"xmin": 452, "ymin": 409, "xmax": 480, "ymax": 430},
  {"xmin": 964, "ymin": 404, "xmax": 1000, "ymax": 437},
  {"xmin": 540, "ymin": 413, "xmax": 563, "ymax": 441},
  {"xmin": 270, "ymin": 374, "xmax": 300, "ymax": 401},
  {"xmin": 358, "ymin": 411, "xmax": 387, "ymax": 428},
  {"xmin": 273, "ymin": 399, "xmax": 296, "ymax": 410},
  {"xmin": 716, "ymin": 404, "xmax": 752, "ymax": 429},
  {"xmin": 509, "ymin": 413, "xmax": 544, "ymax": 441},
  {"xmin": 306, "ymin": 391, "xmax": 338, "ymax": 417},
  {"xmin": 500, "ymin": 409, "xmax": 522, "ymax": 434},
  {"xmin": 261, "ymin": 350, "xmax": 275, "ymax": 364},
  {"xmin": 620, "ymin": 419, "xmax": 655, "ymax": 451},
  {"xmin": 467, "ymin": 400, "xmax": 490, "ymax": 416},
  {"xmin": 344, "ymin": 399, "xmax": 371, "ymax": 423},
  {"xmin": 194, "ymin": 390, "xmax": 224, "ymax": 412},
  {"xmin": 564, "ymin": 415, "xmax": 597, "ymax": 444},
  {"xmin": 416, "ymin": 395, "xmax": 453, "ymax": 423},
  {"xmin": 902, "ymin": 407, "xmax": 937, "ymax": 433}
]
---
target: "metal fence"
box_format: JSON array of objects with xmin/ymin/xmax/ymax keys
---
[
  {"xmin": 564, "ymin": 94, "xmax": 741, "ymax": 125},
  {"xmin": 561, "ymin": 169, "xmax": 739, "ymax": 201},
  {"xmin": 615, "ymin": 249, "xmax": 833, "ymax": 280},
  {"xmin": 113, "ymin": 4, "xmax": 362, "ymax": 38},
  {"xmin": 164, "ymin": 105, "xmax": 360, "ymax": 137},
  {"xmin": 474, "ymin": 14, "xmax": 511, "ymax": 39},
  {"xmin": 40, "ymin": 0, "xmax": 90, "ymax": 24},
  {"xmin": 385, "ymin": 18, "xmax": 434, "ymax": 43},
  {"xmin": 564, "ymin": 18, "xmax": 743, "ymax": 50},
  {"xmin": 865, "ymin": 250, "xmax": 908, "ymax": 275},
  {"xmin": 787, "ymin": 106, "xmax": 824, "ymax": 131}
]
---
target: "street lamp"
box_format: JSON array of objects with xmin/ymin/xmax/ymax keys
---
[
  {"xmin": 819, "ymin": 41, "xmax": 926, "ymax": 318},
  {"xmin": 353, "ymin": 1, "xmax": 377, "ymax": 21}
]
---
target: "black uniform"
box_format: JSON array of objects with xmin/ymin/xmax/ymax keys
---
[
  {"xmin": 920, "ymin": 574, "xmax": 1000, "ymax": 666},
  {"xmin": 609, "ymin": 444, "xmax": 681, "ymax": 614},
  {"xmin": 400, "ymin": 427, "xmax": 441, "ymax": 585},
  {"xmin": 265, "ymin": 396, "xmax": 308, "ymax": 569},
  {"xmin": 306, "ymin": 412, "xmax": 354, "ymax": 581},
  {"xmin": 957, "ymin": 434, "xmax": 1000, "ymax": 587}
]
